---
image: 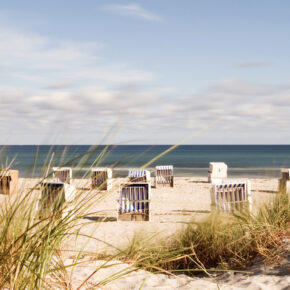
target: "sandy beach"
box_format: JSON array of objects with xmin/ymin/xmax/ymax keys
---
[
  {"xmin": 12, "ymin": 176, "xmax": 279, "ymax": 251},
  {"xmin": 2, "ymin": 176, "xmax": 288, "ymax": 289}
]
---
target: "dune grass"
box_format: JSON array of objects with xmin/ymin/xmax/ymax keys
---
[
  {"xmin": 120, "ymin": 192, "xmax": 289, "ymax": 276},
  {"xmin": 0, "ymin": 145, "xmax": 123, "ymax": 289}
]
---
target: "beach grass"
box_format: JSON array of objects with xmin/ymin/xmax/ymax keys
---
[
  {"xmin": 119, "ymin": 191, "xmax": 289, "ymax": 276},
  {"xmin": 0, "ymin": 145, "xmax": 121, "ymax": 289}
]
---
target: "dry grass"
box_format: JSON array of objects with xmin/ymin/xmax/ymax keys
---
[
  {"xmin": 0, "ymin": 145, "xmax": 118, "ymax": 289},
  {"xmin": 120, "ymin": 192, "xmax": 289, "ymax": 275}
]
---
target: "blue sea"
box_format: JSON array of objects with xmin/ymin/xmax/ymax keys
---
[{"xmin": 0, "ymin": 145, "xmax": 290, "ymax": 178}]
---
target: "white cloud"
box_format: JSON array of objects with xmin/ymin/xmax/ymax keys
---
[
  {"xmin": 0, "ymin": 25, "xmax": 290, "ymax": 144},
  {"xmin": 104, "ymin": 3, "xmax": 161, "ymax": 22},
  {"xmin": 0, "ymin": 26, "xmax": 164, "ymax": 143},
  {"xmin": 2, "ymin": 75, "xmax": 290, "ymax": 144},
  {"xmin": 209, "ymin": 79, "xmax": 279, "ymax": 96}
]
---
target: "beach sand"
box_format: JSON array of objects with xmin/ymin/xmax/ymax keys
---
[
  {"xmin": 2, "ymin": 176, "xmax": 289, "ymax": 289},
  {"xmin": 65, "ymin": 177, "xmax": 280, "ymax": 256}
]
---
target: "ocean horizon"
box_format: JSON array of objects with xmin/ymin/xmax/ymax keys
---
[{"xmin": 1, "ymin": 145, "xmax": 290, "ymax": 178}]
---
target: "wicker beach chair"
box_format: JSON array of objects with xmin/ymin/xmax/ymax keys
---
[
  {"xmin": 155, "ymin": 165, "xmax": 174, "ymax": 187},
  {"xmin": 52, "ymin": 167, "xmax": 72, "ymax": 184},
  {"xmin": 208, "ymin": 162, "xmax": 228, "ymax": 183},
  {"xmin": 278, "ymin": 169, "xmax": 290, "ymax": 194},
  {"xmin": 118, "ymin": 182, "xmax": 151, "ymax": 221},
  {"xmin": 91, "ymin": 168, "xmax": 112, "ymax": 190},
  {"xmin": 39, "ymin": 181, "xmax": 75, "ymax": 218},
  {"xmin": 128, "ymin": 169, "xmax": 150, "ymax": 183},
  {"xmin": 0, "ymin": 169, "xmax": 18, "ymax": 194},
  {"xmin": 210, "ymin": 179, "xmax": 252, "ymax": 213}
]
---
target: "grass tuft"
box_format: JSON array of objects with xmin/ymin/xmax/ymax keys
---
[{"xmin": 120, "ymin": 192, "xmax": 289, "ymax": 275}]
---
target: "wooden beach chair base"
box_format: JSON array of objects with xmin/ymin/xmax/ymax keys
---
[
  {"xmin": 155, "ymin": 180, "xmax": 174, "ymax": 187},
  {"xmin": 118, "ymin": 212, "xmax": 150, "ymax": 221}
]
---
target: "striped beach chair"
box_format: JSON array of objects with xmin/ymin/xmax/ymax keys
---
[
  {"xmin": 91, "ymin": 168, "xmax": 112, "ymax": 190},
  {"xmin": 39, "ymin": 181, "xmax": 75, "ymax": 218},
  {"xmin": 118, "ymin": 182, "xmax": 151, "ymax": 221},
  {"xmin": 155, "ymin": 165, "xmax": 174, "ymax": 187},
  {"xmin": 278, "ymin": 169, "xmax": 290, "ymax": 194},
  {"xmin": 0, "ymin": 169, "xmax": 18, "ymax": 195},
  {"xmin": 210, "ymin": 180, "xmax": 252, "ymax": 213},
  {"xmin": 128, "ymin": 169, "xmax": 150, "ymax": 182},
  {"xmin": 52, "ymin": 167, "xmax": 72, "ymax": 184},
  {"xmin": 208, "ymin": 162, "xmax": 228, "ymax": 183}
]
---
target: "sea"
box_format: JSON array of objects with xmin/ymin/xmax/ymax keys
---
[{"xmin": 0, "ymin": 145, "xmax": 290, "ymax": 178}]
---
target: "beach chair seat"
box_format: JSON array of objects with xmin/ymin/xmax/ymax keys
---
[
  {"xmin": 278, "ymin": 169, "xmax": 290, "ymax": 194},
  {"xmin": 208, "ymin": 162, "xmax": 228, "ymax": 183},
  {"xmin": 155, "ymin": 165, "xmax": 174, "ymax": 187},
  {"xmin": 118, "ymin": 182, "xmax": 151, "ymax": 221},
  {"xmin": 52, "ymin": 167, "xmax": 72, "ymax": 184},
  {"xmin": 128, "ymin": 169, "xmax": 150, "ymax": 182},
  {"xmin": 0, "ymin": 169, "xmax": 18, "ymax": 194},
  {"xmin": 39, "ymin": 181, "xmax": 75, "ymax": 218},
  {"xmin": 91, "ymin": 168, "xmax": 112, "ymax": 190},
  {"xmin": 210, "ymin": 180, "xmax": 252, "ymax": 213}
]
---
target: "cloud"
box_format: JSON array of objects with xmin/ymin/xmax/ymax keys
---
[
  {"xmin": 180, "ymin": 79, "xmax": 290, "ymax": 134},
  {"xmin": 2, "ymin": 75, "xmax": 290, "ymax": 144},
  {"xmin": 209, "ymin": 79, "xmax": 282, "ymax": 96},
  {"xmin": 43, "ymin": 81, "xmax": 73, "ymax": 90},
  {"xmin": 0, "ymin": 25, "xmax": 290, "ymax": 144},
  {"xmin": 0, "ymin": 25, "xmax": 164, "ymax": 143},
  {"xmin": 104, "ymin": 3, "xmax": 161, "ymax": 22}
]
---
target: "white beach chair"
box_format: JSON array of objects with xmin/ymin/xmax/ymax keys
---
[
  {"xmin": 0, "ymin": 169, "xmax": 18, "ymax": 195},
  {"xmin": 39, "ymin": 181, "xmax": 75, "ymax": 218},
  {"xmin": 278, "ymin": 169, "xmax": 290, "ymax": 194},
  {"xmin": 210, "ymin": 180, "xmax": 252, "ymax": 213},
  {"xmin": 208, "ymin": 162, "xmax": 228, "ymax": 183},
  {"xmin": 52, "ymin": 167, "xmax": 72, "ymax": 184},
  {"xmin": 91, "ymin": 168, "xmax": 112, "ymax": 190},
  {"xmin": 118, "ymin": 182, "xmax": 151, "ymax": 221},
  {"xmin": 155, "ymin": 165, "xmax": 174, "ymax": 187},
  {"xmin": 128, "ymin": 169, "xmax": 150, "ymax": 182}
]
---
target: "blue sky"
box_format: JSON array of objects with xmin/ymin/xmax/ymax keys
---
[{"xmin": 0, "ymin": 0, "xmax": 290, "ymax": 144}]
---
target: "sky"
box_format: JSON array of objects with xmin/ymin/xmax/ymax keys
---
[{"xmin": 0, "ymin": 0, "xmax": 290, "ymax": 144}]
